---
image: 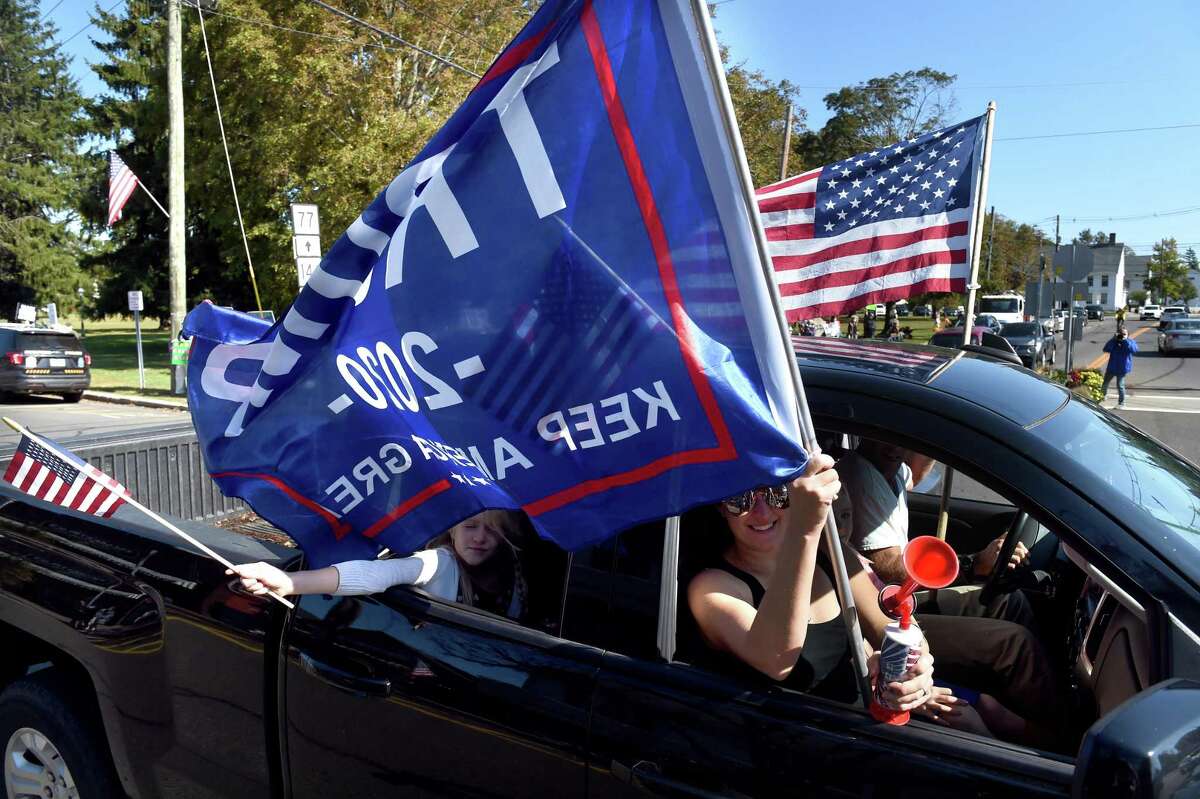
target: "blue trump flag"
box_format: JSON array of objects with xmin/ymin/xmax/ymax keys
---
[{"xmin": 185, "ymin": 0, "xmax": 809, "ymax": 566}]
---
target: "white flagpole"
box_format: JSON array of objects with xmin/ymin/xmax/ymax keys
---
[
  {"xmin": 938, "ymin": 104, "xmax": 996, "ymax": 541},
  {"xmin": 137, "ymin": 181, "xmax": 171, "ymax": 220},
  {"xmin": 1, "ymin": 417, "xmax": 294, "ymax": 610},
  {"xmin": 688, "ymin": 0, "xmax": 873, "ymax": 705},
  {"xmin": 960, "ymin": 101, "xmax": 997, "ymax": 344}
]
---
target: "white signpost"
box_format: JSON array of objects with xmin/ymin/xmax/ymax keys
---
[
  {"xmin": 289, "ymin": 204, "xmax": 321, "ymax": 287},
  {"xmin": 128, "ymin": 290, "xmax": 145, "ymax": 390}
]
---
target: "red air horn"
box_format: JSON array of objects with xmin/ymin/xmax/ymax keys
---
[
  {"xmin": 878, "ymin": 535, "xmax": 960, "ymax": 626},
  {"xmin": 870, "ymin": 536, "xmax": 959, "ymax": 726}
]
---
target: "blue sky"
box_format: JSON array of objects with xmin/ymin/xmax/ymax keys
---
[
  {"xmin": 713, "ymin": 0, "xmax": 1200, "ymax": 255},
  {"xmin": 41, "ymin": 0, "xmax": 1200, "ymax": 255}
]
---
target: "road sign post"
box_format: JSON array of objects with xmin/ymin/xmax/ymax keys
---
[
  {"xmin": 128, "ymin": 291, "xmax": 145, "ymax": 391},
  {"xmin": 289, "ymin": 204, "xmax": 321, "ymax": 288}
]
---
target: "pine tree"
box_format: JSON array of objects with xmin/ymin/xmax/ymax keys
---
[
  {"xmin": 0, "ymin": 0, "xmax": 86, "ymax": 319},
  {"xmin": 85, "ymin": 0, "xmax": 530, "ymax": 316}
]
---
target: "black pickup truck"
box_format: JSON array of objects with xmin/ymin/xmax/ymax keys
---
[{"xmin": 2, "ymin": 341, "xmax": 1200, "ymax": 799}]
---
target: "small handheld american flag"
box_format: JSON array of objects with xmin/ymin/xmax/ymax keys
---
[
  {"xmin": 108, "ymin": 151, "xmax": 139, "ymax": 226},
  {"xmin": 0, "ymin": 417, "xmax": 294, "ymax": 609},
  {"xmin": 4, "ymin": 432, "xmax": 129, "ymax": 518}
]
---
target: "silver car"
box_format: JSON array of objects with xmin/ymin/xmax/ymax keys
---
[{"xmin": 1158, "ymin": 318, "xmax": 1200, "ymax": 355}]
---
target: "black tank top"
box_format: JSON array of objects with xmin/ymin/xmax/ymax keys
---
[{"xmin": 699, "ymin": 555, "xmax": 859, "ymax": 703}]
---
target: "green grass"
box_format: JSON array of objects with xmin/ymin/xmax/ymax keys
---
[{"xmin": 80, "ymin": 317, "xmax": 186, "ymax": 402}]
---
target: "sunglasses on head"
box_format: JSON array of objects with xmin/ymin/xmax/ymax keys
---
[{"xmin": 721, "ymin": 485, "xmax": 790, "ymax": 516}]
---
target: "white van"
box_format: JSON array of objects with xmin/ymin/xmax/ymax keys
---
[{"xmin": 979, "ymin": 293, "xmax": 1025, "ymax": 325}]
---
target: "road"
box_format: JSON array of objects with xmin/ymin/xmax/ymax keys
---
[
  {"xmin": 1060, "ymin": 316, "xmax": 1200, "ymax": 466},
  {"xmin": 0, "ymin": 396, "xmax": 191, "ymax": 449}
]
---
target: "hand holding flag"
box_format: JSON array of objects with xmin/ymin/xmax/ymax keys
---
[{"xmin": 1, "ymin": 418, "xmax": 294, "ymax": 609}]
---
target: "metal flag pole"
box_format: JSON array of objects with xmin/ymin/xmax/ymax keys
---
[
  {"xmin": 939, "ymin": 103, "xmax": 996, "ymax": 542},
  {"xmin": 136, "ymin": 182, "xmax": 170, "ymax": 219},
  {"xmin": 960, "ymin": 101, "xmax": 997, "ymax": 344},
  {"xmin": 1, "ymin": 417, "xmax": 294, "ymax": 610},
  {"xmin": 689, "ymin": 0, "xmax": 872, "ymax": 705}
]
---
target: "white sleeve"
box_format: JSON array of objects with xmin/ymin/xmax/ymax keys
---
[{"xmin": 332, "ymin": 549, "xmax": 454, "ymax": 597}]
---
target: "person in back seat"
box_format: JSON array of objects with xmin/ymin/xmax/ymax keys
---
[
  {"xmin": 230, "ymin": 510, "xmax": 529, "ymax": 621},
  {"xmin": 685, "ymin": 452, "xmax": 935, "ymax": 709}
]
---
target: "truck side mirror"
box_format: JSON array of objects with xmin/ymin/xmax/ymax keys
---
[{"xmin": 1073, "ymin": 679, "xmax": 1200, "ymax": 798}]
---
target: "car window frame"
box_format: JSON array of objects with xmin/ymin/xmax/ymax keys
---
[{"xmin": 643, "ymin": 399, "xmax": 1178, "ymax": 775}]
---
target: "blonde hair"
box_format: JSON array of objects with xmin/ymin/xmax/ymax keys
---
[{"xmin": 428, "ymin": 510, "xmax": 528, "ymax": 617}]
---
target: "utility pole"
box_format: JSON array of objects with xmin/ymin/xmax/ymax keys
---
[
  {"xmin": 167, "ymin": 0, "xmax": 187, "ymax": 395},
  {"xmin": 778, "ymin": 104, "xmax": 793, "ymax": 182},
  {"xmin": 984, "ymin": 205, "xmax": 996, "ymax": 283},
  {"xmin": 1054, "ymin": 214, "xmax": 1061, "ymax": 252},
  {"xmin": 1037, "ymin": 254, "xmax": 1046, "ymax": 321}
]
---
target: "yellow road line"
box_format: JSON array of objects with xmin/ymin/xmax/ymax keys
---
[{"xmin": 1086, "ymin": 325, "xmax": 1152, "ymax": 370}]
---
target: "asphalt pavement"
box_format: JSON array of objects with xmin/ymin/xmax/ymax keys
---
[
  {"xmin": 1059, "ymin": 316, "xmax": 1200, "ymax": 466},
  {"xmin": 0, "ymin": 395, "xmax": 191, "ymax": 448}
]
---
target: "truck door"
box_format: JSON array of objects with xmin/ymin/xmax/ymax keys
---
[{"xmin": 280, "ymin": 552, "xmax": 596, "ymax": 798}]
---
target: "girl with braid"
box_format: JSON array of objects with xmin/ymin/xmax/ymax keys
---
[{"xmin": 231, "ymin": 510, "xmax": 529, "ymax": 621}]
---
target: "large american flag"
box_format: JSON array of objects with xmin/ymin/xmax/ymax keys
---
[
  {"xmin": 107, "ymin": 151, "xmax": 139, "ymax": 226},
  {"xmin": 4, "ymin": 434, "xmax": 129, "ymax": 518},
  {"xmin": 758, "ymin": 114, "xmax": 985, "ymax": 320}
]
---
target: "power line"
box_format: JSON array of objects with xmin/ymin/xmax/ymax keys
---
[
  {"xmin": 387, "ymin": 0, "xmax": 498, "ymax": 58},
  {"xmin": 40, "ymin": 0, "xmax": 66, "ymax": 21},
  {"xmin": 996, "ymin": 122, "xmax": 1200, "ymax": 142},
  {"xmin": 205, "ymin": 7, "xmax": 410, "ymax": 53},
  {"xmin": 1061, "ymin": 206, "xmax": 1200, "ymax": 223},
  {"xmin": 59, "ymin": 0, "xmax": 124, "ymax": 46},
  {"xmin": 301, "ymin": 0, "xmax": 480, "ymax": 79}
]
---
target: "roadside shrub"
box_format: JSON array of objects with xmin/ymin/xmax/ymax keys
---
[{"xmin": 1046, "ymin": 368, "xmax": 1105, "ymax": 402}]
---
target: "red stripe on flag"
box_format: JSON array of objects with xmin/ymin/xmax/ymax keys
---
[
  {"xmin": 770, "ymin": 221, "xmax": 970, "ymax": 272},
  {"xmin": 756, "ymin": 167, "xmax": 821, "ymax": 195},
  {"xmin": 475, "ymin": 24, "xmax": 551, "ymax": 88},
  {"xmin": 521, "ymin": 1, "xmax": 740, "ymax": 519},
  {"xmin": 46, "ymin": 478, "xmax": 71, "ymax": 505},
  {"xmin": 764, "ymin": 223, "xmax": 814, "ymax": 241},
  {"xmin": 578, "ymin": 2, "xmax": 734, "ymax": 455},
  {"xmin": 35, "ymin": 472, "xmax": 60, "ymax": 501},
  {"xmin": 212, "ymin": 471, "xmax": 352, "ymax": 539},
  {"xmin": 787, "ymin": 277, "xmax": 967, "ymax": 321},
  {"xmin": 71, "ymin": 479, "xmax": 98, "ymax": 513},
  {"xmin": 363, "ymin": 479, "xmax": 452, "ymax": 539},
  {"xmin": 3, "ymin": 451, "xmax": 25, "ymax": 485},
  {"xmin": 777, "ymin": 249, "xmax": 966, "ymax": 296},
  {"xmin": 757, "ymin": 190, "xmax": 817, "ymax": 213}
]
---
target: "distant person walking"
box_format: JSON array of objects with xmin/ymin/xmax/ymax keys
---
[
  {"xmin": 847, "ymin": 314, "xmax": 860, "ymax": 339},
  {"xmin": 1115, "ymin": 306, "xmax": 1127, "ymax": 329},
  {"xmin": 863, "ymin": 312, "xmax": 876, "ymax": 339},
  {"xmin": 1102, "ymin": 326, "xmax": 1139, "ymax": 409}
]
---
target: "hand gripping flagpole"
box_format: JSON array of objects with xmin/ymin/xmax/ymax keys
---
[
  {"xmin": 688, "ymin": 0, "xmax": 873, "ymax": 706},
  {"xmin": 2, "ymin": 417, "xmax": 294, "ymax": 610}
]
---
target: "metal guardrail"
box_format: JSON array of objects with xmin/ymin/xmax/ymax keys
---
[{"xmin": 1, "ymin": 423, "xmax": 245, "ymax": 522}]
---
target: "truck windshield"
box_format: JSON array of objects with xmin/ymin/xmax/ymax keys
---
[
  {"xmin": 980, "ymin": 298, "xmax": 1018, "ymax": 313},
  {"xmin": 1034, "ymin": 401, "xmax": 1200, "ymax": 573}
]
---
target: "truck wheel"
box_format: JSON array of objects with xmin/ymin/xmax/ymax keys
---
[
  {"xmin": 61, "ymin": 392, "xmax": 83, "ymax": 404},
  {"xmin": 0, "ymin": 672, "xmax": 121, "ymax": 799}
]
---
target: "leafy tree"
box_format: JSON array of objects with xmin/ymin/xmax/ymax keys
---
[
  {"xmin": 1145, "ymin": 238, "xmax": 1190, "ymax": 304},
  {"xmin": 1127, "ymin": 289, "xmax": 1147, "ymax": 308},
  {"xmin": 980, "ymin": 211, "xmax": 1049, "ymax": 294},
  {"xmin": 0, "ymin": 0, "xmax": 86, "ymax": 319},
  {"xmin": 1073, "ymin": 228, "xmax": 1112, "ymax": 247},
  {"xmin": 1184, "ymin": 247, "xmax": 1199, "ymax": 272},
  {"xmin": 83, "ymin": 0, "xmax": 530, "ymax": 316},
  {"xmin": 724, "ymin": 58, "xmax": 805, "ymax": 187},
  {"xmin": 794, "ymin": 69, "xmax": 957, "ymax": 168}
]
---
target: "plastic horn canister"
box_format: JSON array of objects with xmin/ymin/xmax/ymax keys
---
[{"xmin": 870, "ymin": 536, "xmax": 959, "ymax": 725}]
